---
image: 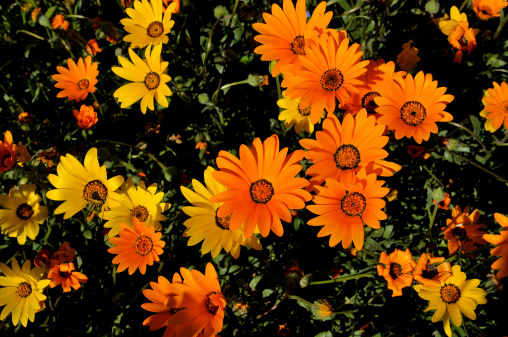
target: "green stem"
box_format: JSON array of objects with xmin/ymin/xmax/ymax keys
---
[
  {"xmin": 16, "ymin": 30, "xmax": 45, "ymax": 40},
  {"xmin": 462, "ymin": 313, "xmax": 470, "ymax": 337},
  {"xmin": 309, "ymin": 272, "xmax": 374, "ymax": 285},
  {"xmin": 458, "ymin": 0, "xmax": 469, "ymax": 12},
  {"xmin": 421, "ymin": 164, "xmax": 445, "ymax": 188},
  {"xmin": 91, "ymin": 92, "xmax": 104, "ymax": 117},
  {"xmin": 421, "ymin": 202, "xmax": 439, "ymax": 245},
  {"xmin": 450, "ymin": 152, "xmax": 508, "ymax": 184},
  {"xmin": 95, "ymin": 140, "xmax": 168, "ymax": 171},
  {"xmin": 229, "ymin": 0, "xmax": 240, "ymax": 28},
  {"xmin": 493, "ymin": 10, "xmax": 508, "ymax": 39},
  {"xmin": 448, "ymin": 121, "xmax": 488, "ymax": 152},
  {"xmin": 288, "ymin": 295, "xmax": 312, "ymax": 308}
]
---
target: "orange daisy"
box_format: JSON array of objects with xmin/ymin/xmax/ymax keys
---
[
  {"xmin": 480, "ymin": 81, "xmax": 508, "ymax": 132},
  {"xmin": 253, "ymin": 0, "xmax": 332, "ymax": 76},
  {"xmin": 282, "ymin": 32, "xmax": 369, "ymax": 123},
  {"xmin": 441, "ymin": 205, "xmax": 487, "ymax": 255},
  {"xmin": 299, "ymin": 109, "xmax": 401, "ymax": 189},
  {"xmin": 0, "ymin": 130, "xmax": 16, "ymax": 172},
  {"xmin": 52, "ymin": 56, "xmax": 98, "ymax": 102},
  {"xmin": 413, "ymin": 253, "xmax": 452, "ymax": 287},
  {"xmin": 108, "ymin": 218, "xmax": 165, "ymax": 275},
  {"xmin": 377, "ymin": 248, "xmax": 416, "ymax": 296},
  {"xmin": 307, "ymin": 168, "xmax": 389, "ymax": 250},
  {"xmin": 473, "ymin": 0, "xmax": 508, "ymax": 20},
  {"xmin": 448, "ymin": 21, "xmax": 478, "ymax": 63},
  {"xmin": 210, "ymin": 134, "xmax": 311, "ymax": 239},
  {"xmin": 47, "ymin": 262, "xmax": 88, "ymax": 292},
  {"xmin": 165, "ymin": 263, "xmax": 226, "ymax": 337},
  {"xmin": 483, "ymin": 213, "xmax": 508, "ymax": 279},
  {"xmin": 344, "ymin": 59, "xmax": 405, "ymax": 116},
  {"xmin": 142, "ymin": 273, "xmax": 190, "ymax": 337},
  {"xmin": 375, "ymin": 71, "xmax": 454, "ymax": 143}
]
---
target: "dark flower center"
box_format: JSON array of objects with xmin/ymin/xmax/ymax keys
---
[
  {"xmin": 83, "ymin": 180, "xmax": 108, "ymax": 204},
  {"xmin": 145, "ymin": 72, "xmax": 160, "ymax": 90},
  {"xmin": 131, "ymin": 205, "xmax": 149, "ymax": 222},
  {"xmin": 134, "ymin": 235, "xmax": 154, "ymax": 256},
  {"xmin": 452, "ymin": 226, "xmax": 466, "ymax": 241},
  {"xmin": 205, "ymin": 291, "xmax": 220, "ymax": 315},
  {"xmin": 400, "ymin": 101, "xmax": 427, "ymax": 126},
  {"xmin": 291, "ymin": 35, "xmax": 306, "ymax": 55},
  {"xmin": 297, "ymin": 103, "xmax": 311, "ymax": 116},
  {"xmin": 16, "ymin": 203, "xmax": 34, "ymax": 220},
  {"xmin": 334, "ymin": 144, "xmax": 361, "ymax": 170},
  {"xmin": 215, "ymin": 208, "xmax": 232, "ymax": 230},
  {"xmin": 78, "ymin": 79, "xmax": 89, "ymax": 90},
  {"xmin": 421, "ymin": 263, "xmax": 439, "ymax": 279},
  {"xmin": 389, "ymin": 263, "xmax": 402, "ymax": 279},
  {"xmin": 441, "ymin": 284, "xmax": 460, "ymax": 303},
  {"xmin": 362, "ymin": 92, "xmax": 381, "ymax": 113},
  {"xmin": 147, "ymin": 21, "xmax": 164, "ymax": 37},
  {"xmin": 17, "ymin": 282, "xmax": 32, "ymax": 297},
  {"xmin": 341, "ymin": 192, "xmax": 366, "ymax": 217},
  {"xmin": 320, "ymin": 68, "xmax": 344, "ymax": 91},
  {"xmin": 250, "ymin": 179, "xmax": 274, "ymax": 204}
]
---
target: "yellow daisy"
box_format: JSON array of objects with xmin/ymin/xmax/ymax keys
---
[
  {"xmin": 277, "ymin": 90, "xmax": 324, "ymax": 134},
  {"xmin": 180, "ymin": 166, "xmax": 262, "ymax": 258},
  {"xmin": 0, "ymin": 258, "xmax": 51, "ymax": 327},
  {"xmin": 103, "ymin": 177, "xmax": 171, "ymax": 237},
  {"xmin": 0, "ymin": 184, "xmax": 48, "ymax": 245},
  {"xmin": 112, "ymin": 43, "xmax": 172, "ymax": 114},
  {"xmin": 121, "ymin": 0, "xmax": 177, "ymax": 48},
  {"xmin": 46, "ymin": 148, "xmax": 125, "ymax": 219},
  {"xmin": 414, "ymin": 265, "xmax": 487, "ymax": 337}
]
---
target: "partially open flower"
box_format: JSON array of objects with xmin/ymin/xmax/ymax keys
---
[
  {"xmin": 413, "ymin": 253, "xmax": 453, "ymax": 287},
  {"xmin": 73, "ymin": 105, "xmax": 98, "ymax": 130},
  {"xmin": 377, "ymin": 248, "xmax": 416, "ymax": 296},
  {"xmin": 48, "ymin": 262, "xmax": 88, "ymax": 292},
  {"xmin": 51, "ymin": 14, "xmax": 69, "ymax": 30}
]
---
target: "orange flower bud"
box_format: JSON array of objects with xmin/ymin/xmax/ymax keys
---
[
  {"xmin": 73, "ymin": 105, "xmax": 98, "ymax": 130},
  {"xmin": 86, "ymin": 39, "xmax": 102, "ymax": 56},
  {"xmin": 51, "ymin": 14, "xmax": 69, "ymax": 30}
]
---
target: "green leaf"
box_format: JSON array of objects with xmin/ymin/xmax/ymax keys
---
[
  {"xmin": 470, "ymin": 115, "xmax": 482, "ymax": 137},
  {"xmin": 262, "ymin": 289, "xmax": 274, "ymax": 298},
  {"xmin": 314, "ymin": 331, "xmax": 333, "ymax": 337},
  {"xmin": 443, "ymin": 150, "xmax": 453, "ymax": 162},
  {"xmin": 475, "ymin": 154, "xmax": 487, "ymax": 165},
  {"xmin": 83, "ymin": 230, "xmax": 92, "ymax": 239}
]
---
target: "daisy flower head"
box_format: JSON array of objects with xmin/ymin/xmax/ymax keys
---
[
  {"xmin": 480, "ymin": 81, "xmax": 508, "ymax": 132},
  {"xmin": 142, "ymin": 273, "xmax": 190, "ymax": 337},
  {"xmin": 473, "ymin": 0, "xmax": 508, "ymax": 20},
  {"xmin": 0, "ymin": 258, "xmax": 50, "ymax": 327},
  {"xmin": 0, "ymin": 184, "xmax": 48, "ymax": 245},
  {"xmin": 483, "ymin": 213, "xmax": 508, "ymax": 279},
  {"xmin": 253, "ymin": 0, "xmax": 333, "ymax": 77},
  {"xmin": 413, "ymin": 253, "xmax": 453, "ymax": 287},
  {"xmin": 375, "ymin": 71, "xmax": 454, "ymax": 144},
  {"xmin": 108, "ymin": 218, "xmax": 165, "ymax": 275},
  {"xmin": 441, "ymin": 205, "xmax": 487, "ymax": 255},
  {"xmin": 344, "ymin": 59, "xmax": 405, "ymax": 117},
  {"xmin": 47, "ymin": 262, "xmax": 88, "ymax": 292},
  {"xmin": 121, "ymin": 0, "xmax": 177, "ymax": 48},
  {"xmin": 46, "ymin": 147, "xmax": 125, "ymax": 219},
  {"xmin": 210, "ymin": 134, "xmax": 312, "ymax": 239},
  {"xmin": 414, "ymin": 265, "xmax": 487, "ymax": 337},
  {"xmin": 377, "ymin": 248, "xmax": 416, "ymax": 296},
  {"xmin": 180, "ymin": 167, "xmax": 262, "ymax": 259},
  {"xmin": 277, "ymin": 90, "xmax": 324, "ymax": 134},
  {"xmin": 165, "ymin": 263, "xmax": 226, "ymax": 337},
  {"xmin": 307, "ymin": 168, "xmax": 389, "ymax": 250},
  {"xmin": 0, "ymin": 130, "xmax": 16, "ymax": 172},
  {"xmin": 52, "ymin": 56, "xmax": 98, "ymax": 103},
  {"xmin": 112, "ymin": 43, "xmax": 172, "ymax": 114},
  {"xmin": 299, "ymin": 109, "xmax": 401, "ymax": 190},
  {"xmin": 103, "ymin": 177, "xmax": 171, "ymax": 237},
  {"xmin": 282, "ymin": 31, "xmax": 369, "ymax": 123}
]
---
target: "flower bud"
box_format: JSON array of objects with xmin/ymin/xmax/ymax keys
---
[
  {"xmin": 432, "ymin": 187, "xmax": 446, "ymax": 203},
  {"xmin": 73, "ymin": 105, "xmax": 98, "ymax": 130}
]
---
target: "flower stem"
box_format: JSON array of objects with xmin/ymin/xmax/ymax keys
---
[
  {"xmin": 450, "ymin": 152, "xmax": 508, "ymax": 184},
  {"xmin": 309, "ymin": 272, "xmax": 374, "ymax": 285},
  {"xmin": 421, "ymin": 163, "xmax": 445, "ymax": 188},
  {"xmin": 421, "ymin": 201, "xmax": 439, "ymax": 245},
  {"xmin": 493, "ymin": 11, "xmax": 508, "ymax": 39},
  {"xmin": 448, "ymin": 121, "xmax": 488, "ymax": 152},
  {"xmin": 458, "ymin": 0, "xmax": 469, "ymax": 12},
  {"xmin": 95, "ymin": 140, "xmax": 168, "ymax": 171}
]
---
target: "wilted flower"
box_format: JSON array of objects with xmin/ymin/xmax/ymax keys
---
[{"xmin": 396, "ymin": 41, "xmax": 421, "ymax": 71}]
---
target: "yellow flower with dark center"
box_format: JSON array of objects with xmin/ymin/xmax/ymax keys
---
[
  {"xmin": 112, "ymin": 43, "xmax": 172, "ymax": 114},
  {"xmin": 121, "ymin": 0, "xmax": 176, "ymax": 48},
  {"xmin": 103, "ymin": 177, "xmax": 170, "ymax": 237},
  {"xmin": 0, "ymin": 184, "xmax": 48, "ymax": 245},
  {"xmin": 181, "ymin": 167, "xmax": 262, "ymax": 258},
  {"xmin": 415, "ymin": 265, "xmax": 487, "ymax": 337},
  {"xmin": 480, "ymin": 81, "xmax": 508, "ymax": 132},
  {"xmin": 0, "ymin": 258, "xmax": 50, "ymax": 327},
  {"xmin": 277, "ymin": 91, "xmax": 324, "ymax": 134},
  {"xmin": 46, "ymin": 147, "xmax": 125, "ymax": 219}
]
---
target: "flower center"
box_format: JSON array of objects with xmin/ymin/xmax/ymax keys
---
[
  {"xmin": 250, "ymin": 179, "xmax": 274, "ymax": 204},
  {"xmin": 131, "ymin": 205, "xmax": 149, "ymax": 222},
  {"xmin": 59, "ymin": 270, "xmax": 72, "ymax": 278},
  {"xmin": 215, "ymin": 208, "xmax": 232, "ymax": 230},
  {"xmin": 421, "ymin": 264, "xmax": 439, "ymax": 279},
  {"xmin": 340, "ymin": 192, "xmax": 366, "ymax": 217},
  {"xmin": 291, "ymin": 35, "xmax": 306, "ymax": 55},
  {"xmin": 400, "ymin": 101, "xmax": 427, "ymax": 126},
  {"xmin": 17, "ymin": 282, "xmax": 32, "ymax": 297},
  {"xmin": 16, "ymin": 203, "xmax": 34, "ymax": 220},
  {"xmin": 479, "ymin": 6, "xmax": 492, "ymax": 16},
  {"xmin": 297, "ymin": 103, "xmax": 311, "ymax": 116},
  {"xmin": 133, "ymin": 235, "xmax": 154, "ymax": 256},
  {"xmin": 500, "ymin": 100, "xmax": 508, "ymax": 116},
  {"xmin": 320, "ymin": 68, "xmax": 344, "ymax": 91},
  {"xmin": 362, "ymin": 92, "xmax": 381, "ymax": 113},
  {"xmin": 389, "ymin": 263, "xmax": 402, "ymax": 279},
  {"xmin": 77, "ymin": 79, "xmax": 89, "ymax": 90},
  {"xmin": 205, "ymin": 291, "xmax": 220, "ymax": 315},
  {"xmin": 441, "ymin": 284, "xmax": 460, "ymax": 303},
  {"xmin": 2, "ymin": 153, "xmax": 12, "ymax": 167},
  {"xmin": 83, "ymin": 180, "xmax": 108, "ymax": 205},
  {"xmin": 147, "ymin": 21, "xmax": 164, "ymax": 37},
  {"xmin": 145, "ymin": 72, "xmax": 160, "ymax": 90},
  {"xmin": 334, "ymin": 144, "xmax": 361, "ymax": 170},
  {"xmin": 452, "ymin": 226, "xmax": 466, "ymax": 241}
]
